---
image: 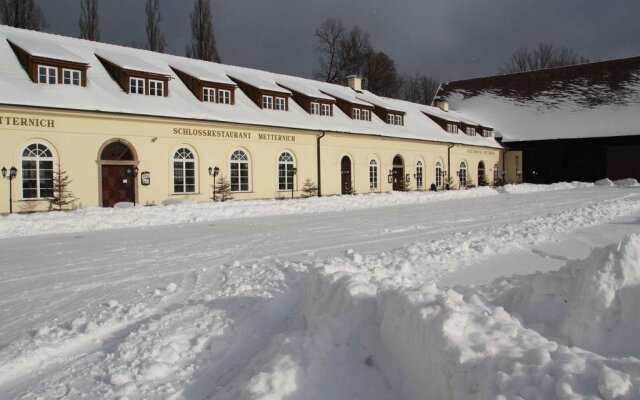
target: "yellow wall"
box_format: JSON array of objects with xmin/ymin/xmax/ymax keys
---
[{"xmin": 0, "ymin": 105, "xmax": 504, "ymax": 214}]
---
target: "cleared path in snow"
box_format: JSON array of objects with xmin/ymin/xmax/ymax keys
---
[{"xmin": 0, "ymin": 186, "xmax": 639, "ymax": 399}]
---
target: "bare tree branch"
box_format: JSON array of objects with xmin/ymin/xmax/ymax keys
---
[
  {"xmin": 145, "ymin": 0, "xmax": 166, "ymax": 53},
  {"xmin": 0, "ymin": 0, "xmax": 46, "ymax": 30},
  {"xmin": 313, "ymin": 18, "xmax": 345, "ymax": 83},
  {"xmin": 79, "ymin": 0, "xmax": 99, "ymax": 41},
  {"xmin": 398, "ymin": 73, "xmax": 439, "ymax": 105},
  {"xmin": 186, "ymin": 0, "xmax": 221, "ymax": 63},
  {"xmin": 501, "ymin": 43, "xmax": 589, "ymax": 73},
  {"xmin": 363, "ymin": 51, "xmax": 399, "ymax": 97}
]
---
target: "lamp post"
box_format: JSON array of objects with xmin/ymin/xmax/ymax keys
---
[
  {"xmin": 127, "ymin": 166, "xmax": 139, "ymax": 207},
  {"xmin": 208, "ymin": 166, "xmax": 220, "ymax": 201},
  {"xmin": 289, "ymin": 167, "xmax": 297, "ymax": 199},
  {"xmin": 2, "ymin": 166, "xmax": 18, "ymax": 214}
]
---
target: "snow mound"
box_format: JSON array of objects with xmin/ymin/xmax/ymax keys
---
[
  {"xmin": 615, "ymin": 178, "xmax": 640, "ymax": 187},
  {"xmin": 595, "ymin": 178, "xmax": 614, "ymax": 186},
  {"xmin": 496, "ymin": 181, "xmax": 594, "ymax": 194},
  {"xmin": 486, "ymin": 234, "xmax": 640, "ymax": 357}
]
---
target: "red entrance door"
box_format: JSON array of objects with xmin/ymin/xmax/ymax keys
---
[{"xmin": 101, "ymin": 165, "xmax": 135, "ymax": 207}]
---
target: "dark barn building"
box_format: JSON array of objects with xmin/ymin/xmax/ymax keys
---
[{"xmin": 436, "ymin": 57, "xmax": 640, "ymax": 184}]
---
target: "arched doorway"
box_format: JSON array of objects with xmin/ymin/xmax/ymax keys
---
[
  {"xmin": 340, "ymin": 156, "xmax": 352, "ymax": 194},
  {"xmin": 99, "ymin": 141, "xmax": 138, "ymax": 207},
  {"xmin": 392, "ymin": 155, "xmax": 404, "ymax": 191},
  {"xmin": 478, "ymin": 161, "xmax": 486, "ymax": 186}
]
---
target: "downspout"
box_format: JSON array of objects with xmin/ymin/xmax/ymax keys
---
[
  {"xmin": 317, "ymin": 131, "xmax": 326, "ymax": 197},
  {"xmin": 447, "ymin": 142, "xmax": 455, "ymax": 189}
]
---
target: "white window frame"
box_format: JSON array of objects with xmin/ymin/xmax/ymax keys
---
[
  {"xmin": 435, "ymin": 161, "xmax": 443, "ymax": 188},
  {"xmin": 369, "ymin": 159, "xmax": 378, "ymax": 190},
  {"xmin": 278, "ymin": 152, "xmax": 296, "ymax": 191},
  {"xmin": 262, "ymin": 95, "xmax": 273, "ymax": 109},
  {"xmin": 459, "ymin": 161, "xmax": 468, "ymax": 187},
  {"xmin": 466, "ymin": 127, "xmax": 476, "ymax": 136},
  {"xmin": 395, "ymin": 115, "xmax": 403, "ymax": 126},
  {"xmin": 173, "ymin": 147, "xmax": 196, "ymax": 194},
  {"xmin": 38, "ymin": 65, "xmax": 57, "ymax": 84},
  {"xmin": 310, "ymin": 102, "xmax": 320, "ymax": 115},
  {"xmin": 203, "ymin": 87, "xmax": 216, "ymax": 102},
  {"xmin": 230, "ymin": 149, "xmax": 250, "ymax": 192},
  {"xmin": 352, "ymin": 108, "xmax": 361, "ymax": 120},
  {"xmin": 362, "ymin": 109, "xmax": 371, "ymax": 121},
  {"xmin": 447, "ymin": 124, "xmax": 458, "ymax": 134},
  {"xmin": 494, "ymin": 163, "xmax": 499, "ymax": 184},
  {"xmin": 21, "ymin": 143, "xmax": 54, "ymax": 199},
  {"xmin": 483, "ymin": 129, "xmax": 492, "ymax": 138},
  {"xmin": 130, "ymin": 77, "xmax": 145, "ymax": 95},
  {"xmin": 321, "ymin": 103, "xmax": 331, "ymax": 116},
  {"xmin": 218, "ymin": 89, "xmax": 231, "ymax": 104},
  {"xmin": 416, "ymin": 161, "xmax": 423, "ymax": 188},
  {"xmin": 275, "ymin": 97, "xmax": 286, "ymax": 111},
  {"xmin": 149, "ymin": 80, "xmax": 164, "ymax": 97},
  {"xmin": 387, "ymin": 114, "xmax": 394, "ymax": 124},
  {"xmin": 62, "ymin": 68, "xmax": 81, "ymax": 86}
]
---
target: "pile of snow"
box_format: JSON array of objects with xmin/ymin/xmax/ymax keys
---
[
  {"xmin": 615, "ymin": 178, "xmax": 640, "ymax": 187},
  {"xmin": 595, "ymin": 178, "xmax": 614, "ymax": 186},
  {"xmin": 496, "ymin": 181, "xmax": 593, "ymax": 194}
]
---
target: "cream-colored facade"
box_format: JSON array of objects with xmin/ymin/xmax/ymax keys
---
[{"xmin": 0, "ymin": 105, "xmax": 511, "ymax": 214}]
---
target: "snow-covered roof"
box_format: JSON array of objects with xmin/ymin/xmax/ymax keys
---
[
  {"xmin": 275, "ymin": 77, "xmax": 335, "ymax": 101},
  {"xmin": 8, "ymin": 36, "xmax": 87, "ymax": 64},
  {"xmin": 437, "ymin": 57, "xmax": 640, "ymax": 142},
  {"xmin": 355, "ymin": 92, "xmax": 405, "ymax": 113},
  {"xmin": 170, "ymin": 61, "xmax": 235, "ymax": 86},
  {"xmin": 0, "ymin": 25, "xmax": 502, "ymax": 149}
]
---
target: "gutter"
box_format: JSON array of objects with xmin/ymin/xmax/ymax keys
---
[{"xmin": 317, "ymin": 131, "xmax": 326, "ymax": 197}]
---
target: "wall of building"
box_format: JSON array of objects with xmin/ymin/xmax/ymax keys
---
[{"xmin": 0, "ymin": 105, "xmax": 504, "ymax": 214}]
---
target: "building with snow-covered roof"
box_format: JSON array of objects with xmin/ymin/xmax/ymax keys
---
[
  {"xmin": 435, "ymin": 56, "xmax": 640, "ymax": 183},
  {"xmin": 0, "ymin": 25, "xmax": 504, "ymax": 213}
]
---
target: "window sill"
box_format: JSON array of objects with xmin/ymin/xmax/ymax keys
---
[
  {"xmin": 19, "ymin": 198, "xmax": 51, "ymax": 202},
  {"xmin": 171, "ymin": 192, "xmax": 200, "ymax": 196}
]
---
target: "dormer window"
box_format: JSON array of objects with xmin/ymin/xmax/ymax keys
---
[
  {"xmin": 130, "ymin": 77, "xmax": 144, "ymax": 94},
  {"xmin": 275, "ymin": 97, "xmax": 286, "ymax": 111},
  {"xmin": 203, "ymin": 87, "xmax": 215, "ymax": 102},
  {"xmin": 310, "ymin": 102, "xmax": 320, "ymax": 115},
  {"xmin": 62, "ymin": 69, "xmax": 81, "ymax": 86},
  {"xmin": 482, "ymin": 129, "xmax": 492, "ymax": 138},
  {"xmin": 218, "ymin": 89, "xmax": 231, "ymax": 104},
  {"xmin": 466, "ymin": 127, "xmax": 476, "ymax": 136},
  {"xmin": 262, "ymin": 95, "xmax": 273, "ymax": 109},
  {"xmin": 386, "ymin": 114, "xmax": 404, "ymax": 126},
  {"xmin": 149, "ymin": 80, "xmax": 164, "ymax": 97},
  {"xmin": 447, "ymin": 124, "xmax": 458, "ymax": 134},
  {"xmin": 353, "ymin": 108, "xmax": 361, "ymax": 120},
  {"xmin": 362, "ymin": 109, "xmax": 370, "ymax": 121},
  {"xmin": 38, "ymin": 65, "xmax": 57, "ymax": 84},
  {"xmin": 321, "ymin": 104, "xmax": 331, "ymax": 116}
]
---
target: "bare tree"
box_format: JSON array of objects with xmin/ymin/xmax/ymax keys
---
[
  {"xmin": 79, "ymin": 0, "xmax": 99, "ymax": 41},
  {"xmin": 145, "ymin": 0, "xmax": 166, "ymax": 52},
  {"xmin": 314, "ymin": 18, "xmax": 345, "ymax": 83},
  {"xmin": 337, "ymin": 26, "xmax": 372, "ymax": 84},
  {"xmin": 0, "ymin": 0, "xmax": 46, "ymax": 30},
  {"xmin": 398, "ymin": 73, "xmax": 439, "ymax": 105},
  {"xmin": 501, "ymin": 43, "xmax": 589, "ymax": 73},
  {"xmin": 186, "ymin": 0, "xmax": 221, "ymax": 62},
  {"xmin": 363, "ymin": 51, "xmax": 399, "ymax": 97}
]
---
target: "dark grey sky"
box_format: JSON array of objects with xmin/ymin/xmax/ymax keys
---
[{"xmin": 38, "ymin": 0, "xmax": 640, "ymax": 82}]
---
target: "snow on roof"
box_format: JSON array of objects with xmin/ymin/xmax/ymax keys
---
[
  {"xmin": 170, "ymin": 61, "xmax": 235, "ymax": 86},
  {"xmin": 275, "ymin": 77, "xmax": 335, "ymax": 101},
  {"xmin": 438, "ymin": 57, "xmax": 640, "ymax": 142},
  {"xmin": 96, "ymin": 49, "xmax": 170, "ymax": 76},
  {"xmin": 0, "ymin": 25, "xmax": 501, "ymax": 149},
  {"xmin": 7, "ymin": 36, "xmax": 87, "ymax": 64},
  {"xmin": 355, "ymin": 91, "xmax": 405, "ymax": 113}
]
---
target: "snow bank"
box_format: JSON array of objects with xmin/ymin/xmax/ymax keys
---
[
  {"xmin": 615, "ymin": 178, "xmax": 640, "ymax": 187},
  {"xmin": 595, "ymin": 178, "xmax": 614, "ymax": 186},
  {"xmin": 496, "ymin": 181, "xmax": 593, "ymax": 194}
]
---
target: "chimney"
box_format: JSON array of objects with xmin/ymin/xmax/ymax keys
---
[
  {"xmin": 434, "ymin": 97, "xmax": 449, "ymax": 112},
  {"xmin": 347, "ymin": 75, "xmax": 362, "ymax": 92}
]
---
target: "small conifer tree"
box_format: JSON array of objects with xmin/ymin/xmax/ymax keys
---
[
  {"xmin": 49, "ymin": 162, "xmax": 77, "ymax": 211},
  {"xmin": 301, "ymin": 177, "xmax": 318, "ymax": 198},
  {"xmin": 215, "ymin": 174, "xmax": 233, "ymax": 202}
]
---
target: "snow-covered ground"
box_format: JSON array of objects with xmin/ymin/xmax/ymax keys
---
[{"xmin": 1, "ymin": 182, "xmax": 640, "ymax": 399}]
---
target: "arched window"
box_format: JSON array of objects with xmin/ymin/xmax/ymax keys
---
[
  {"xmin": 494, "ymin": 163, "xmax": 499, "ymax": 184},
  {"xmin": 416, "ymin": 161, "xmax": 424, "ymax": 189},
  {"xmin": 173, "ymin": 148, "xmax": 196, "ymax": 193},
  {"xmin": 22, "ymin": 143, "xmax": 54, "ymax": 199},
  {"xmin": 230, "ymin": 150, "xmax": 249, "ymax": 192},
  {"xmin": 278, "ymin": 152, "xmax": 295, "ymax": 191},
  {"xmin": 435, "ymin": 161, "xmax": 443, "ymax": 188},
  {"xmin": 459, "ymin": 161, "xmax": 467, "ymax": 187},
  {"xmin": 369, "ymin": 159, "xmax": 378, "ymax": 190}
]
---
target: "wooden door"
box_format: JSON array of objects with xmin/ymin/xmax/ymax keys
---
[
  {"xmin": 392, "ymin": 155, "xmax": 404, "ymax": 191},
  {"xmin": 341, "ymin": 156, "xmax": 352, "ymax": 195},
  {"xmin": 101, "ymin": 165, "xmax": 135, "ymax": 207}
]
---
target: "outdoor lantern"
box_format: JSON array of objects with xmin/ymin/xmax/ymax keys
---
[
  {"xmin": 10, "ymin": 166, "xmax": 16, "ymax": 177},
  {"xmin": 209, "ymin": 166, "xmax": 220, "ymax": 201},
  {"xmin": 1, "ymin": 167, "xmax": 5, "ymax": 178}
]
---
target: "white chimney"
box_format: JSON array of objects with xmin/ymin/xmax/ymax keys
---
[
  {"xmin": 347, "ymin": 75, "xmax": 362, "ymax": 92},
  {"xmin": 435, "ymin": 98, "xmax": 449, "ymax": 112}
]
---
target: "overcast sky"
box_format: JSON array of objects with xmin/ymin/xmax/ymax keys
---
[{"xmin": 37, "ymin": 0, "xmax": 640, "ymax": 82}]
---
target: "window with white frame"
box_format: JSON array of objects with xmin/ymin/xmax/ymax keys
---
[
  {"xmin": 416, "ymin": 161, "xmax": 423, "ymax": 188},
  {"xmin": 352, "ymin": 108, "xmax": 361, "ymax": 120},
  {"xmin": 494, "ymin": 163, "xmax": 499, "ymax": 184},
  {"xmin": 230, "ymin": 150, "xmax": 249, "ymax": 192},
  {"xmin": 483, "ymin": 129, "xmax": 492, "ymax": 138},
  {"xmin": 38, "ymin": 65, "xmax": 57, "ymax": 84},
  {"xmin": 130, "ymin": 77, "xmax": 144, "ymax": 94},
  {"xmin": 278, "ymin": 152, "xmax": 295, "ymax": 191},
  {"xmin": 395, "ymin": 115, "xmax": 403, "ymax": 126},
  {"xmin": 203, "ymin": 87, "xmax": 215, "ymax": 102},
  {"xmin": 275, "ymin": 97, "xmax": 286, "ymax": 110},
  {"xmin": 310, "ymin": 102, "xmax": 320, "ymax": 115},
  {"xmin": 173, "ymin": 148, "xmax": 196, "ymax": 193},
  {"xmin": 387, "ymin": 114, "xmax": 394, "ymax": 124},
  {"xmin": 321, "ymin": 103, "xmax": 331, "ymax": 116},
  {"xmin": 435, "ymin": 161, "xmax": 443, "ymax": 188},
  {"xmin": 369, "ymin": 159, "xmax": 378, "ymax": 190},
  {"xmin": 62, "ymin": 69, "xmax": 81, "ymax": 86},
  {"xmin": 218, "ymin": 89, "xmax": 231, "ymax": 104},
  {"xmin": 459, "ymin": 161, "xmax": 467, "ymax": 187},
  {"xmin": 362, "ymin": 109, "xmax": 370, "ymax": 121},
  {"xmin": 149, "ymin": 80, "xmax": 164, "ymax": 97},
  {"xmin": 465, "ymin": 127, "xmax": 476, "ymax": 136},
  {"xmin": 447, "ymin": 124, "xmax": 458, "ymax": 134},
  {"xmin": 21, "ymin": 143, "xmax": 54, "ymax": 199},
  {"xmin": 262, "ymin": 95, "xmax": 273, "ymax": 109}
]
